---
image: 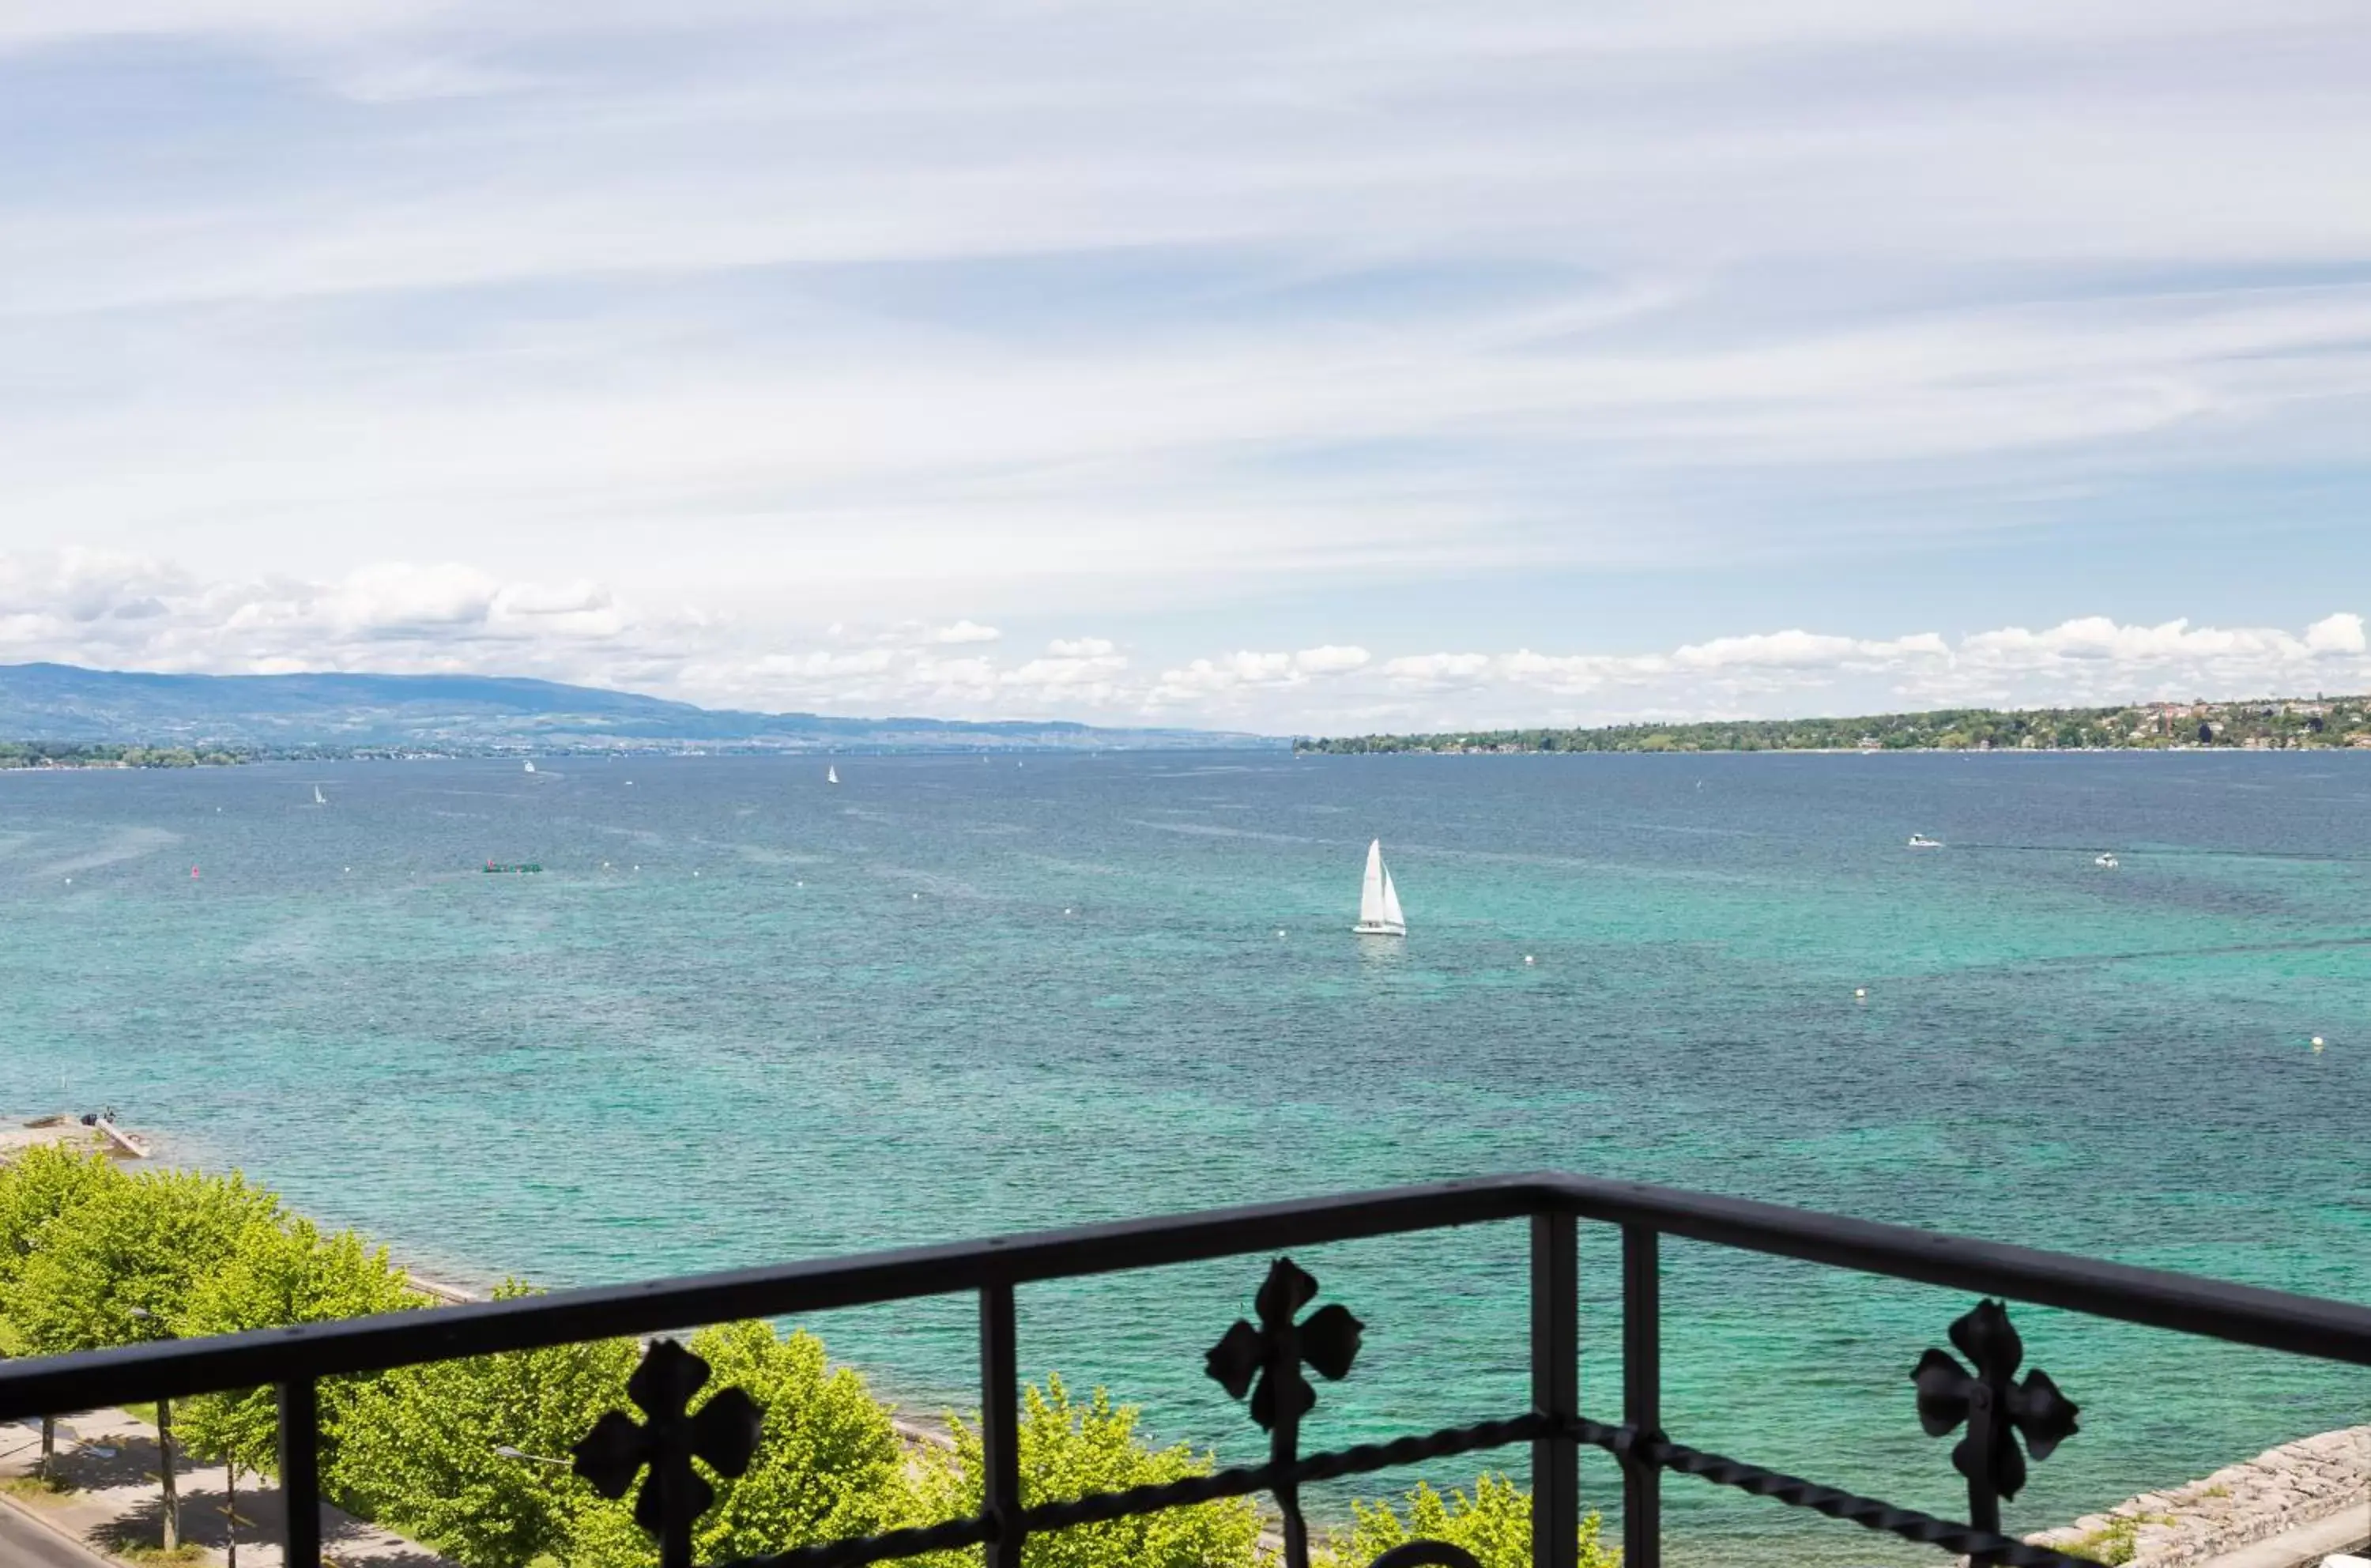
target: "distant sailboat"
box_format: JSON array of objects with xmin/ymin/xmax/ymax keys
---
[
  {"xmin": 1353, "ymin": 839, "xmax": 1407, "ymax": 937},
  {"xmin": 523, "ymin": 760, "xmax": 537, "ymax": 775},
  {"xmin": 827, "ymin": 764, "xmax": 840, "ymax": 786},
  {"xmin": 313, "ymin": 784, "xmax": 326, "ymax": 806}
]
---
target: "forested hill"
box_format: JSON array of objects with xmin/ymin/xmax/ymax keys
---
[
  {"xmin": 1298, "ymin": 695, "xmax": 2371, "ymax": 754},
  {"xmin": 0, "ymin": 662, "xmax": 1265, "ymax": 752}
]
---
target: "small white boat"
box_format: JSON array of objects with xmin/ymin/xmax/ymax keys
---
[
  {"xmin": 1353, "ymin": 839, "xmax": 1408, "ymax": 937},
  {"xmin": 523, "ymin": 760, "xmax": 536, "ymax": 775},
  {"xmin": 2095, "ymin": 853, "xmax": 2119, "ymax": 869},
  {"xmin": 1906, "ymin": 834, "xmax": 1942, "ymax": 849},
  {"xmin": 313, "ymin": 784, "xmax": 326, "ymax": 806},
  {"xmin": 827, "ymin": 764, "xmax": 840, "ymax": 786}
]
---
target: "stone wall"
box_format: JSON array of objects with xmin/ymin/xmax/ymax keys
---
[{"xmin": 2022, "ymin": 1427, "xmax": 2371, "ymax": 1568}]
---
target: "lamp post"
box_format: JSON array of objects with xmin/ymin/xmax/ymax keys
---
[
  {"xmin": 493, "ymin": 1444, "xmax": 571, "ymax": 1466},
  {"xmin": 126, "ymin": 1308, "xmax": 178, "ymax": 1553}
]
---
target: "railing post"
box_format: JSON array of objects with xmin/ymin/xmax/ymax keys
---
[
  {"xmin": 1964, "ymin": 1381, "xmax": 2001, "ymax": 1563},
  {"xmin": 1531, "ymin": 1210, "xmax": 1580, "ymax": 1568},
  {"xmin": 277, "ymin": 1378, "xmax": 320, "ymax": 1568},
  {"xmin": 1621, "ymin": 1226, "xmax": 1661, "ymax": 1568},
  {"xmin": 980, "ymin": 1281, "xmax": 1026, "ymax": 1568}
]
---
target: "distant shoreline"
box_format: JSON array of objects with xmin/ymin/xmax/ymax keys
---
[
  {"xmin": 1292, "ymin": 744, "xmax": 2366, "ymax": 756},
  {"xmin": 1298, "ymin": 692, "xmax": 2371, "ymax": 756}
]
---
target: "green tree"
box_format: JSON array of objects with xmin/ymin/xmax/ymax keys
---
[
  {"xmin": 4, "ymin": 1161, "xmax": 275, "ymax": 1506},
  {"xmin": 334, "ymin": 1284, "xmax": 640, "ymax": 1568},
  {"xmin": 171, "ymin": 1213, "xmax": 419, "ymax": 1552},
  {"xmin": 0, "ymin": 1144, "xmax": 130, "ymax": 1476},
  {"xmin": 1324, "ymin": 1473, "xmax": 1618, "ymax": 1568},
  {"xmin": 564, "ymin": 1320, "xmax": 918, "ymax": 1568},
  {"xmin": 0, "ymin": 1145, "xmax": 126, "ymax": 1337},
  {"xmin": 4, "ymin": 1167, "xmax": 280, "ymax": 1355},
  {"xmin": 899, "ymin": 1374, "xmax": 1262, "ymax": 1568}
]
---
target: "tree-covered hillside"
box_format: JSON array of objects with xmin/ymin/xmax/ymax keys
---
[{"xmin": 1299, "ymin": 695, "xmax": 2371, "ymax": 754}]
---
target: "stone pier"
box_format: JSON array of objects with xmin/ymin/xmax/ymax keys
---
[{"xmin": 2020, "ymin": 1427, "xmax": 2370, "ymax": 1568}]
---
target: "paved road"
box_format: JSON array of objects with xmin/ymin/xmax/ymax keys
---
[{"xmin": 0, "ymin": 1502, "xmax": 111, "ymax": 1568}]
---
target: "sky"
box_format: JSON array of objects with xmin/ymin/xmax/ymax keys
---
[{"xmin": 3, "ymin": 1, "xmax": 2369, "ymax": 733}]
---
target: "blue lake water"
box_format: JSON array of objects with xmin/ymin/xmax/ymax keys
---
[{"xmin": 4, "ymin": 751, "xmax": 2369, "ymax": 1564}]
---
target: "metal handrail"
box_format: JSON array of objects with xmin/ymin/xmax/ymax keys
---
[{"xmin": 2, "ymin": 1171, "xmax": 2365, "ymax": 1568}]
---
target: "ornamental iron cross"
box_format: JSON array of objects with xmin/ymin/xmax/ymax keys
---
[
  {"xmin": 1912, "ymin": 1298, "xmax": 2079, "ymax": 1535},
  {"xmin": 574, "ymin": 1338, "xmax": 763, "ymax": 1568},
  {"xmin": 1205, "ymin": 1256, "xmax": 1365, "ymax": 1433},
  {"xmin": 1206, "ymin": 1257, "xmax": 1366, "ymax": 1568}
]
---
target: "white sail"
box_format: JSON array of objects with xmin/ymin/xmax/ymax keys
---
[
  {"xmin": 523, "ymin": 760, "xmax": 536, "ymax": 774},
  {"xmin": 313, "ymin": 785, "xmax": 326, "ymax": 805},
  {"xmin": 827, "ymin": 764, "xmax": 840, "ymax": 785},
  {"xmin": 1354, "ymin": 839, "xmax": 1406, "ymax": 936}
]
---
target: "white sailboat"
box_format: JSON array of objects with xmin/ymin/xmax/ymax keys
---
[
  {"xmin": 1353, "ymin": 839, "xmax": 1407, "ymax": 937},
  {"xmin": 827, "ymin": 764, "xmax": 840, "ymax": 786},
  {"xmin": 313, "ymin": 784, "xmax": 326, "ymax": 806},
  {"xmin": 523, "ymin": 760, "xmax": 536, "ymax": 775}
]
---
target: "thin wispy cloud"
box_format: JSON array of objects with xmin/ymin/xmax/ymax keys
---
[{"xmin": 2, "ymin": 2, "xmax": 2368, "ymax": 726}]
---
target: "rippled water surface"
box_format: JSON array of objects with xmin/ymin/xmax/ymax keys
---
[{"xmin": 5, "ymin": 751, "xmax": 2369, "ymax": 1562}]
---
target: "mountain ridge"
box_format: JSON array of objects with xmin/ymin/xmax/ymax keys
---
[{"xmin": 0, "ymin": 662, "xmax": 1269, "ymax": 751}]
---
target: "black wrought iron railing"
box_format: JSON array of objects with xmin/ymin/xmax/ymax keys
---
[{"xmin": 2, "ymin": 1172, "xmax": 2368, "ymax": 1568}]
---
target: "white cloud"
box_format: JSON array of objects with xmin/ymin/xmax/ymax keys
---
[
  {"xmin": 1146, "ymin": 646, "xmax": 1374, "ymax": 708},
  {"xmin": 931, "ymin": 620, "xmax": 1001, "ymax": 645},
  {"xmin": 1382, "ymin": 652, "xmax": 1492, "ymax": 684},
  {"xmin": 1959, "ymin": 616, "xmax": 2323, "ymax": 671},
  {"xmin": 1292, "ymin": 645, "xmax": 1370, "ymax": 675},
  {"xmin": 0, "ymin": 551, "xmax": 2360, "ymax": 733},
  {"xmin": 1671, "ymin": 630, "xmax": 1951, "ymax": 671},
  {"xmin": 2305, "ymin": 612, "xmax": 2365, "ymax": 656}
]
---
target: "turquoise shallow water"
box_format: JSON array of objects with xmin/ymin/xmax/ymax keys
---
[{"xmin": 4, "ymin": 752, "xmax": 2369, "ymax": 1563}]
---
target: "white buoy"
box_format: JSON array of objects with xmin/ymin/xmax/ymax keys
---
[
  {"xmin": 1064, "ymin": 906, "xmax": 1072, "ymax": 914},
  {"xmin": 796, "ymin": 880, "xmax": 803, "ymax": 887},
  {"xmin": 912, "ymin": 891, "xmax": 920, "ymax": 899},
  {"xmin": 1276, "ymin": 929, "xmax": 1286, "ymax": 937},
  {"xmin": 2312, "ymin": 1036, "xmax": 2326, "ymax": 1050},
  {"xmin": 1525, "ymin": 955, "xmax": 1536, "ymax": 965},
  {"xmin": 1855, "ymin": 988, "xmax": 1868, "ymax": 1001},
  {"xmin": 693, "ymin": 870, "xmax": 700, "ymax": 877},
  {"xmin": 63, "ymin": 877, "xmax": 71, "ymax": 884}
]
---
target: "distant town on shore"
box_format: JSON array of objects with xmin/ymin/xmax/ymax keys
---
[{"xmin": 1299, "ymin": 695, "xmax": 2371, "ymax": 755}]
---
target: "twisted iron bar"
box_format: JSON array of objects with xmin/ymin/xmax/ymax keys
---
[
  {"xmin": 724, "ymin": 1408, "xmax": 2105, "ymax": 1568},
  {"xmin": 1561, "ymin": 1417, "xmax": 2099, "ymax": 1568},
  {"xmin": 728, "ymin": 1414, "xmax": 1547, "ymax": 1568}
]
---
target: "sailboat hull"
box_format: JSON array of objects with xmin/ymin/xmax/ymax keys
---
[{"xmin": 1351, "ymin": 922, "xmax": 1407, "ymax": 937}]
